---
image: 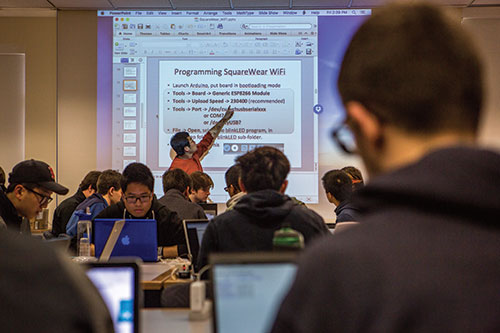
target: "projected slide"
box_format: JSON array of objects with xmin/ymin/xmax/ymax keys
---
[
  {"xmin": 97, "ymin": 9, "xmax": 371, "ymax": 203},
  {"xmin": 158, "ymin": 60, "xmax": 302, "ymax": 167}
]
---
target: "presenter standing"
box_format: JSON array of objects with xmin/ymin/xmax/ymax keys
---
[{"xmin": 169, "ymin": 106, "xmax": 234, "ymax": 174}]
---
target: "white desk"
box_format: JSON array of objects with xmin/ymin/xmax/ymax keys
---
[{"xmin": 141, "ymin": 308, "xmax": 212, "ymax": 333}]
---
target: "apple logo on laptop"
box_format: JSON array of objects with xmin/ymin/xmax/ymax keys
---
[{"xmin": 121, "ymin": 235, "xmax": 130, "ymax": 246}]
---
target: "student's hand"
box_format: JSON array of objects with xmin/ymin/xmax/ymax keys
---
[{"xmin": 222, "ymin": 105, "xmax": 234, "ymax": 122}]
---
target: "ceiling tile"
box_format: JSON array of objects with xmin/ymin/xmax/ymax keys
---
[
  {"xmin": 50, "ymin": 0, "xmax": 113, "ymax": 9},
  {"xmin": 110, "ymin": 0, "xmax": 171, "ymax": 8},
  {"xmin": 232, "ymin": 0, "xmax": 290, "ymax": 9},
  {"xmin": 170, "ymin": 0, "xmax": 230, "ymax": 9},
  {"xmin": 0, "ymin": 0, "xmax": 53, "ymax": 7},
  {"xmin": 293, "ymin": 0, "xmax": 350, "ymax": 8}
]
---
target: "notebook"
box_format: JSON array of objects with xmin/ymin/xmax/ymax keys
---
[
  {"xmin": 210, "ymin": 252, "xmax": 298, "ymax": 333},
  {"xmin": 94, "ymin": 219, "xmax": 158, "ymax": 262},
  {"xmin": 182, "ymin": 219, "xmax": 209, "ymax": 264},
  {"xmin": 85, "ymin": 261, "xmax": 140, "ymax": 333}
]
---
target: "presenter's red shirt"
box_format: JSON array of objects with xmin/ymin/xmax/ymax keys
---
[{"xmin": 169, "ymin": 132, "xmax": 214, "ymax": 175}]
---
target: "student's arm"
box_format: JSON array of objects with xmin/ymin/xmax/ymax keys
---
[
  {"xmin": 65, "ymin": 211, "xmax": 80, "ymax": 237},
  {"xmin": 157, "ymin": 208, "xmax": 187, "ymax": 257},
  {"xmin": 162, "ymin": 245, "xmax": 179, "ymax": 258}
]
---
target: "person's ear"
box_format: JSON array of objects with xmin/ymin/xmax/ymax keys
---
[
  {"xmin": 238, "ymin": 178, "xmax": 247, "ymax": 193},
  {"xmin": 279, "ymin": 180, "xmax": 288, "ymax": 194},
  {"xmin": 14, "ymin": 184, "xmax": 25, "ymax": 200},
  {"xmin": 184, "ymin": 145, "xmax": 190, "ymax": 153},
  {"xmin": 184, "ymin": 186, "xmax": 191, "ymax": 198},
  {"xmin": 346, "ymin": 101, "xmax": 384, "ymax": 149}
]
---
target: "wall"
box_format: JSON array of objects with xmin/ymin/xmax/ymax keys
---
[
  {"xmin": 0, "ymin": 15, "xmax": 57, "ymax": 213},
  {"xmin": 462, "ymin": 8, "xmax": 500, "ymax": 150},
  {"xmin": 0, "ymin": 54, "xmax": 25, "ymax": 174},
  {"xmin": 57, "ymin": 11, "xmax": 98, "ymax": 201}
]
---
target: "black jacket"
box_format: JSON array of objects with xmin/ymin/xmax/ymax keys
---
[
  {"xmin": 272, "ymin": 146, "xmax": 500, "ymax": 333},
  {"xmin": 51, "ymin": 189, "xmax": 86, "ymax": 236},
  {"xmin": 334, "ymin": 200, "xmax": 360, "ymax": 222},
  {"xmin": 197, "ymin": 189, "xmax": 328, "ymax": 271},
  {"xmin": 0, "ymin": 189, "xmax": 31, "ymax": 235},
  {"xmin": 95, "ymin": 198, "xmax": 186, "ymax": 249},
  {"xmin": 158, "ymin": 189, "xmax": 207, "ymax": 221}
]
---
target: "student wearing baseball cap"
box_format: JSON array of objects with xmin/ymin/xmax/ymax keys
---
[{"xmin": 0, "ymin": 159, "xmax": 68, "ymax": 235}]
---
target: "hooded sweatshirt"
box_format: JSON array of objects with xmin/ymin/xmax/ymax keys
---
[
  {"xmin": 272, "ymin": 146, "xmax": 500, "ymax": 333},
  {"xmin": 197, "ymin": 189, "xmax": 328, "ymax": 271}
]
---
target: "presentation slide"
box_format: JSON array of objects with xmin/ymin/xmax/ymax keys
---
[
  {"xmin": 158, "ymin": 60, "xmax": 302, "ymax": 167},
  {"xmin": 97, "ymin": 10, "xmax": 370, "ymax": 204}
]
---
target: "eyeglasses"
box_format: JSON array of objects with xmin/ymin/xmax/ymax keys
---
[
  {"xmin": 25, "ymin": 187, "xmax": 53, "ymax": 206},
  {"xmin": 124, "ymin": 193, "xmax": 152, "ymax": 204},
  {"xmin": 331, "ymin": 123, "xmax": 358, "ymax": 155}
]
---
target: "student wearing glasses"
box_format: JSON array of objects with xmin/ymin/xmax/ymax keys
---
[
  {"xmin": 0, "ymin": 159, "xmax": 69, "ymax": 235},
  {"xmin": 95, "ymin": 162, "xmax": 186, "ymax": 258}
]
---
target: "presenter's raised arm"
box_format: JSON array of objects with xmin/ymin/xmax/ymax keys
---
[{"xmin": 208, "ymin": 106, "xmax": 234, "ymax": 139}]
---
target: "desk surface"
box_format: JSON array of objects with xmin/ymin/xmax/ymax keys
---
[
  {"xmin": 140, "ymin": 262, "xmax": 191, "ymax": 290},
  {"xmin": 141, "ymin": 308, "xmax": 212, "ymax": 333}
]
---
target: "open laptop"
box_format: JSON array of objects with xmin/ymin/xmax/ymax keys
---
[
  {"xmin": 199, "ymin": 203, "xmax": 217, "ymax": 220},
  {"xmin": 210, "ymin": 252, "xmax": 298, "ymax": 333},
  {"xmin": 182, "ymin": 219, "xmax": 209, "ymax": 264},
  {"xmin": 94, "ymin": 219, "xmax": 158, "ymax": 262},
  {"xmin": 85, "ymin": 261, "xmax": 140, "ymax": 333}
]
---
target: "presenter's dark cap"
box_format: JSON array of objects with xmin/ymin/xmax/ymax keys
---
[{"xmin": 9, "ymin": 159, "xmax": 69, "ymax": 195}]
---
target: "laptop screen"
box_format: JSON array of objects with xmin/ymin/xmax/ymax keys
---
[
  {"xmin": 213, "ymin": 261, "xmax": 297, "ymax": 333},
  {"xmin": 182, "ymin": 219, "xmax": 209, "ymax": 264},
  {"xmin": 86, "ymin": 264, "xmax": 139, "ymax": 333}
]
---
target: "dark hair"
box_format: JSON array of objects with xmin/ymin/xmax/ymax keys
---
[
  {"xmin": 162, "ymin": 168, "xmax": 192, "ymax": 193},
  {"xmin": 338, "ymin": 2, "xmax": 482, "ymax": 135},
  {"xmin": 97, "ymin": 169, "xmax": 122, "ymax": 195},
  {"xmin": 225, "ymin": 164, "xmax": 242, "ymax": 192},
  {"xmin": 0, "ymin": 166, "xmax": 5, "ymax": 186},
  {"xmin": 190, "ymin": 171, "xmax": 214, "ymax": 191},
  {"xmin": 170, "ymin": 132, "xmax": 190, "ymax": 156},
  {"xmin": 341, "ymin": 166, "xmax": 364, "ymax": 183},
  {"xmin": 121, "ymin": 163, "xmax": 154, "ymax": 192},
  {"xmin": 79, "ymin": 171, "xmax": 102, "ymax": 192},
  {"xmin": 322, "ymin": 170, "xmax": 353, "ymax": 202},
  {"xmin": 236, "ymin": 146, "xmax": 290, "ymax": 193}
]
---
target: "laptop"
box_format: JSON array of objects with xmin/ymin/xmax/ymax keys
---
[
  {"xmin": 210, "ymin": 252, "xmax": 298, "ymax": 333},
  {"xmin": 94, "ymin": 219, "xmax": 158, "ymax": 262},
  {"xmin": 85, "ymin": 261, "xmax": 140, "ymax": 333},
  {"xmin": 182, "ymin": 219, "xmax": 209, "ymax": 264},
  {"xmin": 199, "ymin": 203, "xmax": 217, "ymax": 220}
]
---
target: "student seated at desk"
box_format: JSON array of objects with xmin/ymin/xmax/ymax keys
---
[
  {"xmin": 66, "ymin": 169, "xmax": 123, "ymax": 237},
  {"xmin": 197, "ymin": 147, "xmax": 329, "ymax": 272},
  {"xmin": 95, "ymin": 162, "xmax": 186, "ymax": 258}
]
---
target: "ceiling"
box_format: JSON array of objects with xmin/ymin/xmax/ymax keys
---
[{"xmin": 0, "ymin": 0, "xmax": 499, "ymax": 10}]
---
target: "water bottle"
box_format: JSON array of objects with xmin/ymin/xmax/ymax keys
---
[
  {"xmin": 272, "ymin": 224, "xmax": 304, "ymax": 251},
  {"xmin": 76, "ymin": 208, "xmax": 92, "ymax": 257}
]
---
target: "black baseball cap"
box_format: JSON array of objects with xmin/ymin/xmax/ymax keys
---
[{"xmin": 8, "ymin": 159, "xmax": 69, "ymax": 195}]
